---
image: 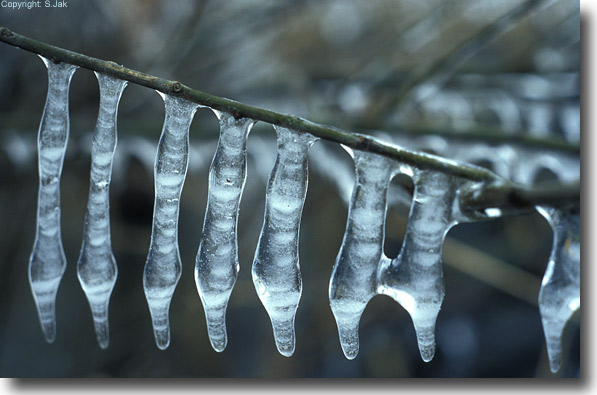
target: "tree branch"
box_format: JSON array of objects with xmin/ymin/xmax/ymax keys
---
[
  {"xmin": 0, "ymin": 26, "xmax": 580, "ymax": 216},
  {"xmin": 460, "ymin": 180, "xmax": 581, "ymax": 214}
]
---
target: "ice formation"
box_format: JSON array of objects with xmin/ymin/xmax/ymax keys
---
[
  {"xmin": 195, "ymin": 111, "xmax": 254, "ymax": 352},
  {"xmin": 329, "ymin": 149, "xmax": 397, "ymax": 359},
  {"xmin": 77, "ymin": 73, "xmax": 127, "ymax": 349},
  {"xmin": 11, "ymin": 52, "xmax": 578, "ymax": 374},
  {"xmin": 144, "ymin": 94, "xmax": 199, "ymax": 350},
  {"xmin": 28, "ymin": 58, "xmax": 77, "ymax": 343},
  {"xmin": 536, "ymin": 206, "xmax": 580, "ymax": 373},
  {"xmin": 377, "ymin": 170, "xmax": 465, "ymax": 362},
  {"xmin": 252, "ymin": 126, "xmax": 316, "ymax": 357}
]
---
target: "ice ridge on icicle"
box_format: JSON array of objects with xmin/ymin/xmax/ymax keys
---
[
  {"xmin": 329, "ymin": 149, "xmax": 397, "ymax": 359},
  {"xmin": 252, "ymin": 126, "xmax": 316, "ymax": 357},
  {"xmin": 77, "ymin": 73, "xmax": 127, "ymax": 349},
  {"xmin": 144, "ymin": 94, "xmax": 199, "ymax": 350},
  {"xmin": 536, "ymin": 206, "xmax": 580, "ymax": 373},
  {"xmin": 28, "ymin": 58, "xmax": 77, "ymax": 343},
  {"xmin": 195, "ymin": 111, "xmax": 254, "ymax": 352},
  {"xmin": 377, "ymin": 170, "xmax": 464, "ymax": 362}
]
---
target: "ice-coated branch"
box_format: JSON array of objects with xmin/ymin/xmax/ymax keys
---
[
  {"xmin": 0, "ymin": 26, "xmax": 579, "ymax": 215},
  {"xmin": 459, "ymin": 180, "xmax": 580, "ymax": 215}
]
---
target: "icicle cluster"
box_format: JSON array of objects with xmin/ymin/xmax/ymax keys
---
[
  {"xmin": 252, "ymin": 126, "xmax": 316, "ymax": 356},
  {"xmin": 28, "ymin": 58, "xmax": 77, "ymax": 343},
  {"xmin": 329, "ymin": 146, "xmax": 491, "ymax": 362},
  {"xmin": 77, "ymin": 73, "xmax": 127, "ymax": 349},
  {"xmin": 380, "ymin": 131, "xmax": 581, "ymax": 370},
  {"xmin": 143, "ymin": 94, "xmax": 199, "ymax": 350},
  {"xmin": 195, "ymin": 112, "xmax": 254, "ymax": 352},
  {"xmin": 536, "ymin": 206, "xmax": 580, "ymax": 373},
  {"xmin": 20, "ymin": 54, "xmax": 579, "ymax": 374}
]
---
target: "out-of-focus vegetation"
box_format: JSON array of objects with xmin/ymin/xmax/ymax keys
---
[{"xmin": 0, "ymin": 0, "xmax": 579, "ymax": 377}]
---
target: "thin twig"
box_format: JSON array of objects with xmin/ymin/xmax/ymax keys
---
[
  {"xmin": 0, "ymin": 26, "xmax": 580, "ymax": 215},
  {"xmin": 0, "ymin": 26, "xmax": 499, "ymax": 182},
  {"xmin": 461, "ymin": 180, "xmax": 581, "ymax": 213}
]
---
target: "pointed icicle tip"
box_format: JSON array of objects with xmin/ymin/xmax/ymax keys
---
[
  {"xmin": 335, "ymin": 316, "xmax": 361, "ymax": 360},
  {"xmin": 272, "ymin": 318, "xmax": 296, "ymax": 357},
  {"xmin": 207, "ymin": 322, "xmax": 228, "ymax": 352},
  {"xmin": 418, "ymin": 339, "xmax": 436, "ymax": 363},
  {"xmin": 92, "ymin": 315, "xmax": 111, "ymax": 349},
  {"xmin": 41, "ymin": 320, "xmax": 57, "ymax": 344},
  {"xmin": 153, "ymin": 327, "xmax": 171, "ymax": 351}
]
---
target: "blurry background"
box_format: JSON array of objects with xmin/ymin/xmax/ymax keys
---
[{"xmin": 0, "ymin": 0, "xmax": 580, "ymax": 378}]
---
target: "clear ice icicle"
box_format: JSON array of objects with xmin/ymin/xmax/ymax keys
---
[
  {"xmin": 77, "ymin": 73, "xmax": 127, "ymax": 349},
  {"xmin": 144, "ymin": 94, "xmax": 199, "ymax": 350},
  {"xmin": 29, "ymin": 58, "xmax": 77, "ymax": 343},
  {"xmin": 252, "ymin": 126, "xmax": 316, "ymax": 357},
  {"xmin": 195, "ymin": 111, "xmax": 254, "ymax": 352},
  {"xmin": 536, "ymin": 206, "xmax": 580, "ymax": 373},
  {"xmin": 377, "ymin": 170, "xmax": 461, "ymax": 362},
  {"xmin": 329, "ymin": 150, "xmax": 396, "ymax": 359}
]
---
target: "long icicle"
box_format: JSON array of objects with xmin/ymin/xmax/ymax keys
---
[
  {"xmin": 329, "ymin": 149, "xmax": 396, "ymax": 359},
  {"xmin": 377, "ymin": 170, "xmax": 461, "ymax": 362},
  {"xmin": 195, "ymin": 111, "xmax": 254, "ymax": 352},
  {"xmin": 77, "ymin": 73, "xmax": 127, "ymax": 349},
  {"xmin": 252, "ymin": 126, "xmax": 316, "ymax": 357},
  {"xmin": 29, "ymin": 58, "xmax": 77, "ymax": 343},
  {"xmin": 536, "ymin": 205, "xmax": 580, "ymax": 373},
  {"xmin": 144, "ymin": 94, "xmax": 199, "ymax": 350}
]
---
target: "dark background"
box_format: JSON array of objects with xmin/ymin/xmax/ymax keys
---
[{"xmin": 0, "ymin": 0, "xmax": 580, "ymax": 378}]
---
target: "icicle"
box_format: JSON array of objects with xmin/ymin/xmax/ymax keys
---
[
  {"xmin": 144, "ymin": 94, "xmax": 199, "ymax": 350},
  {"xmin": 536, "ymin": 206, "xmax": 580, "ymax": 373},
  {"xmin": 329, "ymin": 150, "xmax": 396, "ymax": 359},
  {"xmin": 377, "ymin": 170, "xmax": 462, "ymax": 362},
  {"xmin": 28, "ymin": 58, "xmax": 77, "ymax": 343},
  {"xmin": 77, "ymin": 73, "xmax": 127, "ymax": 349},
  {"xmin": 252, "ymin": 126, "xmax": 316, "ymax": 357},
  {"xmin": 195, "ymin": 111, "xmax": 254, "ymax": 352}
]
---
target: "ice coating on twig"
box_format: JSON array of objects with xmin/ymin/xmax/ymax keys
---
[
  {"xmin": 29, "ymin": 58, "xmax": 77, "ymax": 343},
  {"xmin": 195, "ymin": 111, "xmax": 254, "ymax": 352},
  {"xmin": 536, "ymin": 206, "xmax": 580, "ymax": 373},
  {"xmin": 377, "ymin": 170, "xmax": 461, "ymax": 362},
  {"xmin": 329, "ymin": 150, "xmax": 396, "ymax": 359},
  {"xmin": 144, "ymin": 94, "xmax": 198, "ymax": 350},
  {"xmin": 77, "ymin": 73, "xmax": 127, "ymax": 349},
  {"xmin": 252, "ymin": 126, "xmax": 316, "ymax": 357}
]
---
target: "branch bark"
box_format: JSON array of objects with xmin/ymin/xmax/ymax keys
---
[{"xmin": 0, "ymin": 26, "xmax": 580, "ymax": 216}]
